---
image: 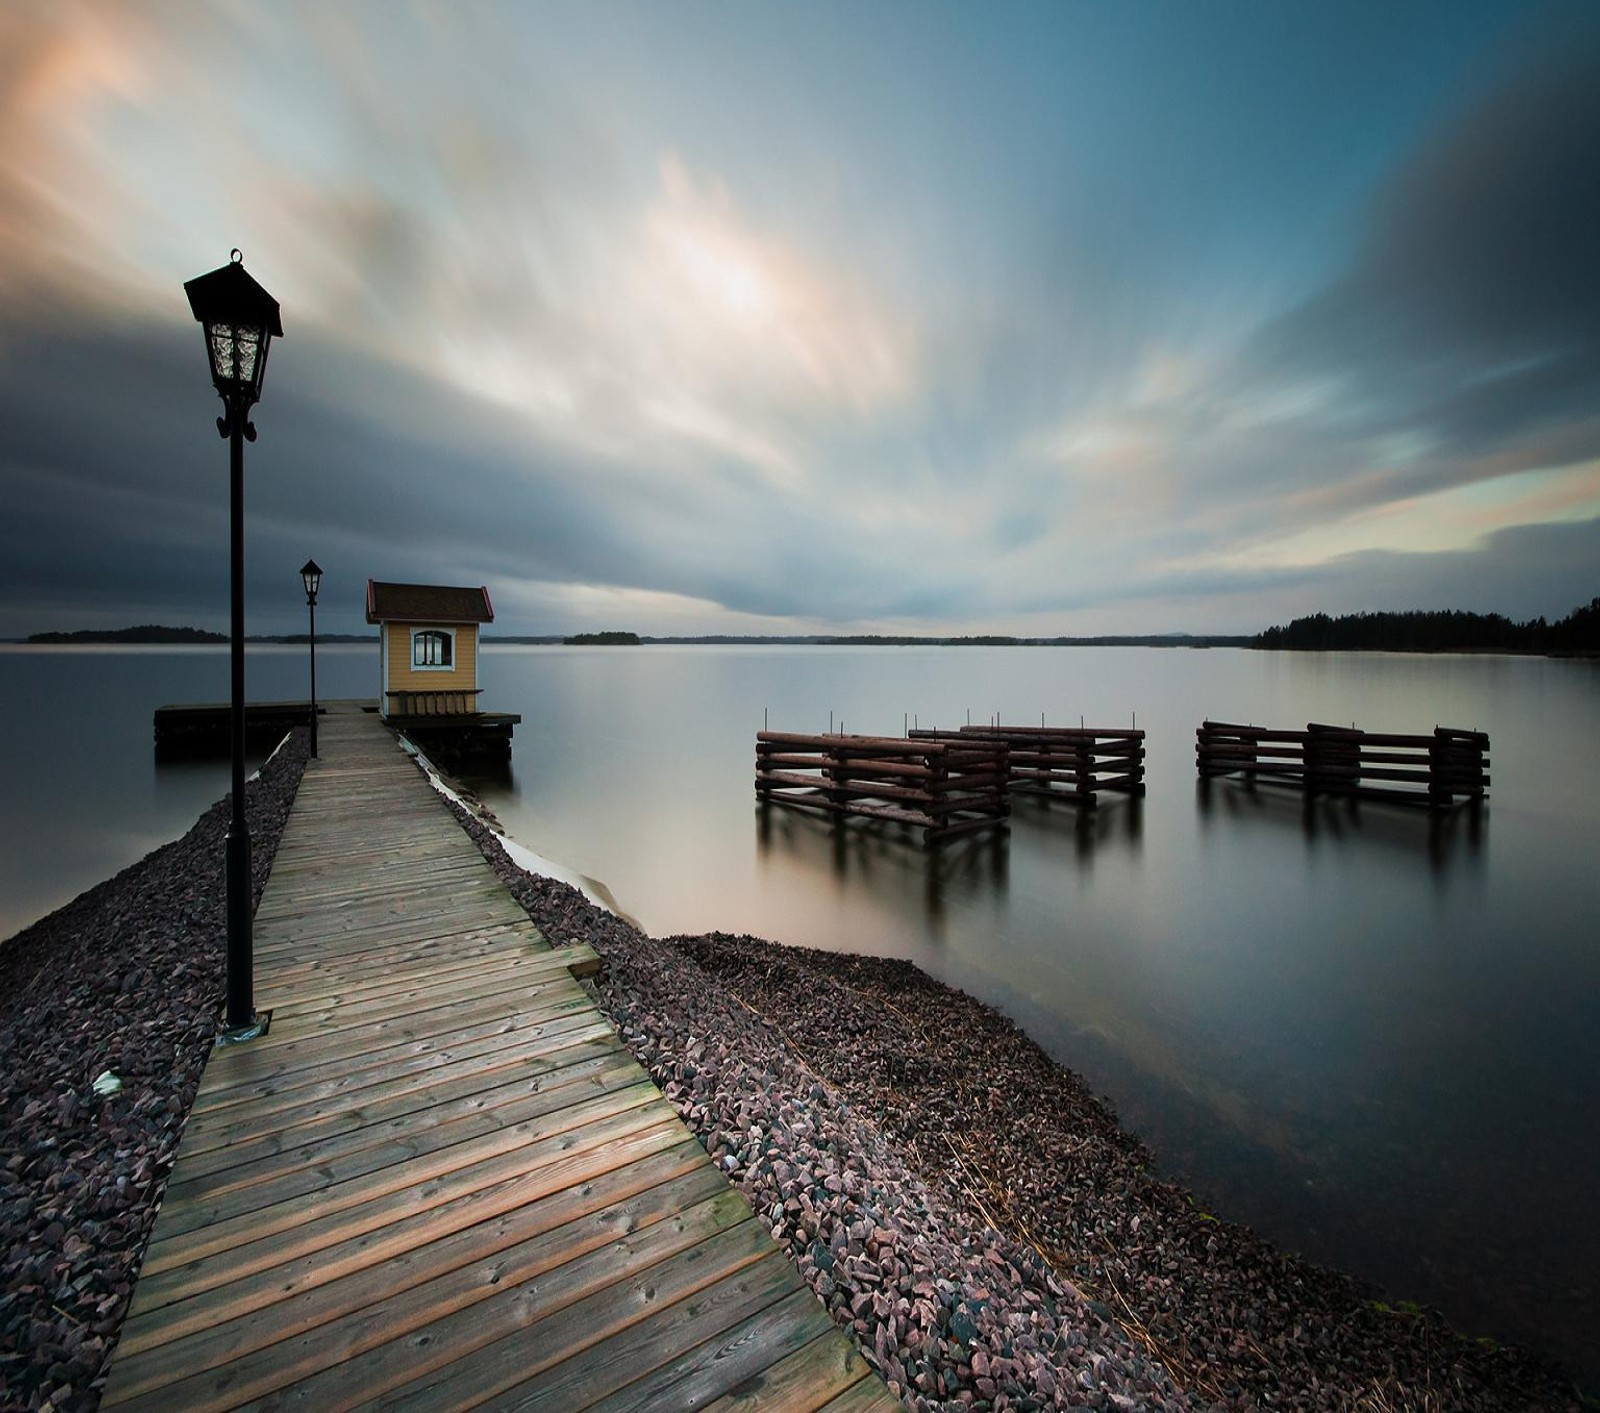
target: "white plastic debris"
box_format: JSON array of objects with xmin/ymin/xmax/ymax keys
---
[{"xmin": 91, "ymin": 1070, "xmax": 123, "ymax": 1097}]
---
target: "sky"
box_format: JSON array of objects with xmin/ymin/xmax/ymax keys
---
[{"xmin": 1, "ymin": 0, "xmax": 1598, "ymax": 639}]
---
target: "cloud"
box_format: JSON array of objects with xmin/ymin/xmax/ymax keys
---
[
  {"xmin": 1241, "ymin": 37, "xmax": 1600, "ymax": 499},
  {"xmin": 1011, "ymin": 31, "xmax": 1600, "ymax": 619},
  {"xmin": 0, "ymin": 311, "xmax": 947, "ymax": 637}
]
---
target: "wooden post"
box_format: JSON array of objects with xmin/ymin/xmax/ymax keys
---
[{"xmin": 924, "ymin": 745, "xmax": 949, "ymax": 849}]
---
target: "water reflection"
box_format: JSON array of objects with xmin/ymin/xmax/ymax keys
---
[
  {"xmin": 1195, "ymin": 778, "xmax": 1486, "ymax": 878},
  {"xmin": 454, "ymin": 755, "xmax": 515, "ymax": 795},
  {"xmin": 1009, "ymin": 793, "xmax": 1144, "ymax": 866},
  {"xmin": 754, "ymin": 801, "xmax": 1010, "ymax": 929}
]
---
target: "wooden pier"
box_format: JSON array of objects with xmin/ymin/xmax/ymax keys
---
[
  {"xmin": 911, "ymin": 725, "xmax": 1145, "ymax": 808},
  {"xmin": 153, "ymin": 700, "xmax": 329, "ymax": 758},
  {"xmin": 153, "ymin": 699, "xmax": 520, "ymax": 766},
  {"xmin": 1195, "ymin": 720, "xmax": 1490, "ymax": 809},
  {"xmin": 755, "ymin": 731, "xmax": 1010, "ymax": 847},
  {"xmin": 102, "ymin": 709, "xmax": 894, "ymax": 1411}
]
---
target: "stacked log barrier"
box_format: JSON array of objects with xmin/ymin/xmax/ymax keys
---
[
  {"xmin": 755, "ymin": 732, "xmax": 1010, "ymax": 847},
  {"xmin": 909, "ymin": 726, "xmax": 1145, "ymax": 808},
  {"xmin": 1195, "ymin": 721, "xmax": 1489, "ymax": 809},
  {"xmin": 1428, "ymin": 728, "xmax": 1492, "ymax": 808}
]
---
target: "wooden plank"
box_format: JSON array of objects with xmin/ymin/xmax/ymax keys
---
[
  {"xmin": 153, "ymin": 1079, "xmax": 668, "ymax": 1239},
  {"xmin": 252, "ymin": 919, "xmax": 550, "ymax": 974},
  {"xmin": 113, "ymin": 1162, "xmax": 736, "ymax": 1387},
  {"xmin": 260, "ymin": 940, "xmax": 563, "ymax": 1010},
  {"xmin": 189, "ymin": 984, "xmax": 596, "ymax": 1080},
  {"xmin": 263, "ymin": 937, "xmax": 600, "ymax": 1004},
  {"xmin": 162, "ymin": 1049, "xmax": 647, "ymax": 1203},
  {"xmin": 174, "ymin": 1030, "xmax": 626, "ymax": 1159},
  {"xmin": 817, "ymin": 1377, "xmax": 908, "ymax": 1410},
  {"xmin": 132, "ymin": 1122, "xmax": 700, "ymax": 1311},
  {"xmin": 575, "ymin": 1287, "xmax": 847, "ymax": 1413},
  {"xmin": 699, "ymin": 1329, "xmax": 883, "ymax": 1412},
  {"xmin": 139, "ymin": 1089, "xmax": 681, "ymax": 1285},
  {"xmin": 377, "ymin": 1233, "xmax": 783, "ymax": 1413},
  {"xmin": 185, "ymin": 1010, "xmax": 615, "ymax": 1125},
  {"xmin": 493, "ymin": 1253, "xmax": 808, "ymax": 1411},
  {"xmin": 758, "ymin": 732, "xmax": 934, "ymax": 755},
  {"xmin": 130, "ymin": 1205, "xmax": 769, "ymax": 1413}
]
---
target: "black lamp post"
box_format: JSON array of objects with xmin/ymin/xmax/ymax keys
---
[
  {"xmin": 301, "ymin": 559, "xmax": 322, "ymax": 758},
  {"xmin": 185, "ymin": 250, "xmax": 282, "ymax": 1040}
]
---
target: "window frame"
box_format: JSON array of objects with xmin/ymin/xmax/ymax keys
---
[{"xmin": 409, "ymin": 626, "xmax": 457, "ymax": 672}]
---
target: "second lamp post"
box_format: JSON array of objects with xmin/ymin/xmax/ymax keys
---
[{"xmin": 301, "ymin": 559, "xmax": 322, "ymax": 758}]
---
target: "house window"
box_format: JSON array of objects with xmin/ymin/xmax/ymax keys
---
[{"xmin": 412, "ymin": 629, "xmax": 454, "ymax": 669}]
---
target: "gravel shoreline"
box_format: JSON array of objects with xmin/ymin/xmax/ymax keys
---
[
  {"xmin": 0, "ymin": 733, "xmax": 308, "ymax": 1413},
  {"xmin": 0, "ymin": 735, "xmax": 1585, "ymax": 1411},
  {"xmin": 444, "ymin": 787, "xmax": 1586, "ymax": 1413}
]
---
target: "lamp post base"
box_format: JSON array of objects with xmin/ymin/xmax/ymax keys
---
[{"xmin": 216, "ymin": 1011, "xmax": 270, "ymax": 1046}]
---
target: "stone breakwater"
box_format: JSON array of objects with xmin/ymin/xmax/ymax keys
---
[
  {"xmin": 447, "ymin": 800, "xmax": 1583, "ymax": 1413},
  {"xmin": 0, "ymin": 734, "xmax": 308, "ymax": 1413}
]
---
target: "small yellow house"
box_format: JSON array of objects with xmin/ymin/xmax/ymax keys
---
[{"xmin": 366, "ymin": 580, "xmax": 495, "ymax": 720}]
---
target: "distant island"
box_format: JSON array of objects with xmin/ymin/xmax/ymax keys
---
[
  {"xmin": 26, "ymin": 625, "xmax": 226, "ymax": 644},
  {"xmin": 21, "ymin": 627, "xmax": 373, "ymax": 645},
  {"xmin": 562, "ymin": 631, "xmax": 642, "ymax": 645},
  {"xmin": 1254, "ymin": 596, "xmax": 1600, "ymax": 654}
]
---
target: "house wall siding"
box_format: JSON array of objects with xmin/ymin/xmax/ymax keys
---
[{"xmin": 383, "ymin": 622, "xmax": 479, "ymax": 697}]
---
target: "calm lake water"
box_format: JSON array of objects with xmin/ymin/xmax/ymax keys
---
[{"xmin": 3, "ymin": 641, "xmax": 1597, "ymax": 1380}]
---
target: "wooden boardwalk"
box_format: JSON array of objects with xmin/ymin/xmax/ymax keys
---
[{"xmin": 101, "ymin": 711, "xmax": 896, "ymax": 1412}]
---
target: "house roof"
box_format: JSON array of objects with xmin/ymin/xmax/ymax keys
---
[{"xmin": 366, "ymin": 580, "xmax": 495, "ymax": 625}]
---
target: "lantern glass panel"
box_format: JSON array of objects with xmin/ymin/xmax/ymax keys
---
[{"xmin": 207, "ymin": 322, "xmax": 268, "ymax": 398}]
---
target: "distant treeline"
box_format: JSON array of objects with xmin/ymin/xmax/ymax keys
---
[
  {"xmin": 1254, "ymin": 597, "xmax": 1600, "ymax": 653},
  {"xmin": 27, "ymin": 625, "xmax": 226, "ymax": 644},
  {"xmin": 23, "ymin": 627, "xmax": 373, "ymax": 645},
  {"xmin": 562, "ymin": 633, "xmax": 1254, "ymax": 647},
  {"xmin": 563, "ymin": 631, "xmax": 642, "ymax": 645}
]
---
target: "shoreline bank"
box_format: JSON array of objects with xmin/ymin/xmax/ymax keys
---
[
  {"xmin": 442, "ymin": 787, "xmax": 1587, "ymax": 1411},
  {"xmin": 0, "ymin": 732, "xmax": 1586, "ymax": 1410}
]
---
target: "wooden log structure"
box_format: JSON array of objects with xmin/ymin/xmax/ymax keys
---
[
  {"xmin": 395, "ymin": 711, "xmax": 522, "ymax": 767},
  {"xmin": 1195, "ymin": 720, "xmax": 1490, "ymax": 810},
  {"xmin": 386, "ymin": 687, "xmax": 484, "ymax": 717},
  {"xmin": 154, "ymin": 700, "xmax": 326, "ymax": 759},
  {"xmin": 910, "ymin": 725, "xmax": 1146, "ymax": 809},
  {"xmin": 755, "ymin": 731, "xmax": 1010, "ymax": 847}
]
